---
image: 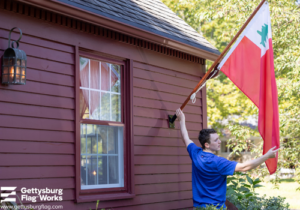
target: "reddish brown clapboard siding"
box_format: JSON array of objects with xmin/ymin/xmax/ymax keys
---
[
  {"xmin": 0, "ymin": 178, "xmax": 74, "ymax": 189},
  {"xmin": 0, "ymin": 102, "xmax": 74, "ymax": 120},
  {"xmin": 0, "ymin": 127, "xmax": 74, "ymax": 142},
  {"xmin": 132, "ymin": 60, "xmax": 204, "ymax": 207},
  {"xmin": 0, "ymin": 154, "xmax": 74, "ymax": 166},
  {"xmin": 135, "ymin": 173, "xmax": 191, "ymax": 184},
  {"xmin": 0, "ymin": 17, "xmax": 75, "ymax": 208}
]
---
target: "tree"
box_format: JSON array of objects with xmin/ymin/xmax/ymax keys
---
[{"xmin": 162, "ymin": 0, "xmax": 300, "ymax": 186}]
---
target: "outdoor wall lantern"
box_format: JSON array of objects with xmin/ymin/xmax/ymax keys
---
[{"xmin": 2, "ymin": 27, "xmax": 27, "ymax": 85}]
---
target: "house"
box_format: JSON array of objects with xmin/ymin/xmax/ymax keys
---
[
  {"xmin": 217, "ymin": 117, "xmax": 261, "ymax": 162},
  {"xmin": 0, "ymin": 0, "xmax": 220, "ymax": 209}
]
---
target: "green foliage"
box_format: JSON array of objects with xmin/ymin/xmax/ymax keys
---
[
  {"xmin": 162, "ymin": 0, "xmax": 300, "ymax": 184},
  {"xmin": 229, "ymin": 195, "xmax": 290, "ymax": 210},
  {"xmin": 194, "ymin": 205, "xmax": 227, "ymax": 210},
  {"xmin": 190, "ymin": 173, "xmax": 290, "ymax": 209},
  {"xmin": 90, "ymin": 200, "xmax": 110, "ymax": 210},
  {"xmin": 226, "ymin": 124, "xmax": 260, "ymax": 156},
  {"xmin": 226, "ymin": 173, "xmax": 290, "ymax": 209},
  {"xmin": 227, "ymin": 172, "xmax": 263, "ymax": 199}
]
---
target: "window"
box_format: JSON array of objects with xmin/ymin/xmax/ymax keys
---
[
  {"xmin": 79, "ymin": 57, "xmax": 124, "ymax": 190},
  {"xmin": 221, "ymin": 141, "xmax": 233, "ymax": 153},
  {"xmin": 76, "ymin": 52, "xmax": 134, "ymax": 202}
]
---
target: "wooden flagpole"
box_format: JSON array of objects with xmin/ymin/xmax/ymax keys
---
[{"xmin": 169, "ymin": 0, "xmax": 267, "ymax": 125}]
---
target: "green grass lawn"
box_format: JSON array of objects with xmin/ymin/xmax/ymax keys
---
[{"xmin": 255, "ymin": 179, "xmax": 300, "ymax": 209}]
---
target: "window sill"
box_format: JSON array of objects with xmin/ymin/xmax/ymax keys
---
[{"xmin": 76, "ymin": 192, "xmax": 135, "ymax": 203}]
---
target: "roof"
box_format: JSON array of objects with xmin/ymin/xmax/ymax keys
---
[{"xmin": 58, "ymin": 0, "xmax": 220, "ymax": 56}]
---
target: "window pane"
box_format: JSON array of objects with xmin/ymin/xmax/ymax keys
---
[
  {"xmin": 100, "ymin": 92, "xmax": 110, "ymax": 121},
  {"xmin": 80, "ymin": 89, "xmax": 89, "ymax": 119},
  {"xmin": 87, "ymin": 156, "xmax": 97, "ymax": 185},
  {"xmin": 80, "ymin": 57, "xmax": 89, "ymax": 88},
  {"xmin": 108, "ymin": 127, "xmax": 118, "ymax": 154},
  {"xmin": 86, "ymin": 124, "xmax": 97, "ymax": 154},
  {"xmin": 109, "ymin": 156, "xmax": 119, "ymax": 184},
  {"xmin": 90, "ymin": 60, "xmax": 100, "ymax": 90},
  {"xmin": 98, "ymin": 156, "xmax": 108, "ymax": 184},
  {"xmin": 111, "ymin": 64, "xmax": 120, "ymax": 93},
  {"xmin": 111, "ymin": 94, "xmax": 121, "ymax": 122},
  {"xmin": 80, "ymin": 155, "xmax": 87, "ymax": 185},
  {"xmin": 90, "ymin": 91, "xmax": 100, "ymax": 120},
  {"xmin": 80, "ymin": 124, "xmax": 87, "ymax": 154},
  {"xmin": 221, "ymin": 141, "xmax": 227, "ymax": 153},
  {"xmin": 101, "ymin": 63, "xmax": 110, "ymax": 91},
  {"xmin": 80, "ymin": 124, "xmax": 124, "ymax": 189},
  {"xmin": 80, "ymin": 58, "xmax": 122, "ymax": 123},
  {"xmin": 97, "ymin": 125, "xmax": 107, "ymax": 154}
]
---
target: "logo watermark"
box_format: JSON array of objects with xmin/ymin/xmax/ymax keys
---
[
  {"xmin": 0, "ymin": 204, "xmax": 63, "ymax": 209},
  {"xmin": 0, "ymin": 187, "xmax": 64, "ymax": 209},
  {"xmin": 1, "ymin": 187, "xmax": 17, "ymax": 203},
  {"xmin": 20, "ymin": 188, "xmax": 63, "ymax": 203}
]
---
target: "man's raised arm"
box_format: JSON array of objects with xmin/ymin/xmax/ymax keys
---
[
  {"xmin": 176, "ymin": 109, "xmax": 194, "ymax": 148},
  {"xmin": 235, "ymin": 146, "xmax": 280, "ymax": 172}
]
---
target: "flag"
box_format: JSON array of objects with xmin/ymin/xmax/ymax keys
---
[{"xmin": 218, "ymin": 2, "xmax": 280, "ymax": 174}]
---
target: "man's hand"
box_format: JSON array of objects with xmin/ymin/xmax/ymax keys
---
[
  {"xmin": 176, "ymin": 108, "xmax": 193, "ymax": 147},
  {"xmin": 235, "ymin": 146, "xmax": 280, "ymax": 172},
  {"xmin": 265, "ymin": 146, "xmax": 280, "ymax": 159},
  {"xmin": 176, "ymin": 108, "xmax": 185, "ymax": 122}
]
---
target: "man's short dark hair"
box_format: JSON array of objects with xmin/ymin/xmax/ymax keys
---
[{"xmin": 198, "ymin": 129, "xmax": 217, "ymax": 150}]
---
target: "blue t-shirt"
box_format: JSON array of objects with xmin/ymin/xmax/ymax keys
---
[{"xmin": 187, "ymin": 143, "xmax": 237, "ymax": 208}]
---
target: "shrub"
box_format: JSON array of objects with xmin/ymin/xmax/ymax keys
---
[
  {"xmin": 226, "ymin": 172, "xmax": 290, "ymax": 210},
  {"xmin": 194, "ymin": 205, "xmax": 226, "ymax": 210}
]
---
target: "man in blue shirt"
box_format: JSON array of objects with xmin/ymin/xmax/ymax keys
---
[{"xmin": 175, "ymin": 109, "xmax": 279, "ymax": 209}]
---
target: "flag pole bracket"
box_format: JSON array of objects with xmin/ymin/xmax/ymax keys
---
[{"xmin": 168, "ymin": 115, "xmax": 175, "ymax": 128}]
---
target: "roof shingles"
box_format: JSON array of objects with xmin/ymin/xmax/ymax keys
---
[{"xmin": 60, "ymin": 0, "xmax": 220, "ymax": 55}]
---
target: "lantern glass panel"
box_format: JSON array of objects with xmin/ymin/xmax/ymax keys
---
[
  {"xmin": 16, "ymin": 75, "xmax": 21, "ymax": 83},
  {"xmin": 3, "ymin": 67, "xmax": 8, "ymax": 74},
  {"xmin": 8, "ymin": 58, "xmax": 15, "ymax": 66},
  {"xmin": 9, "ymin": 74, "xmax": 14, "ymax": 83},
  {"xmin": 9, "ymin": 66, "xmax": 14, "ymax": 75},
  {"xmin": 21, "ymin": 60, "xmax": 26, "ymax": 67},
  {"xmin": 21, "ymin": 76, "xmax": 25, "ymax": 83},
  {"xmin": 3, "ymin": 58, "xmax": 8, "ymax": 66},
  {"xmin": 16, "ymin": 67, "xmax": 21, "ymax": 74},
  {"xmin": 3, "ymin": 75, "xmax": 8, "ymax": 83},
  {"xmin": 17, "ymin": 59, "xmax": 21, "ymax": 66},
  {"xmin": 21, "ymin": 68, "xmax": 26, "ymax": 75}
]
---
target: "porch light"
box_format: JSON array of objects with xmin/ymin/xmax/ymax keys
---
[{"xmin": 2, "ymin": 27, "xmax": 27, "ymax": 85}]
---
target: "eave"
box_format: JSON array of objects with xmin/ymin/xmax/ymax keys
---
[{"xmin": 16, "ymin": 0, "xmax": 220, "ymax": 61}]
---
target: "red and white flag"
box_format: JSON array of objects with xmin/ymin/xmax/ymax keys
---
[{"xmin": 218, "ymin": 2, "xmax": 280, "ymax": 174}]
